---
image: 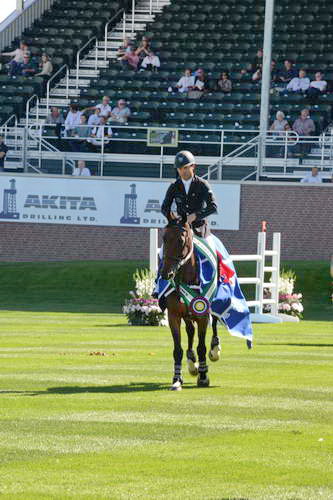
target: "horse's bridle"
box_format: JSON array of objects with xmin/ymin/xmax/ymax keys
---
[{"xmin": 165, "ymin": 227, "xmax": 194, "ymax": 274}]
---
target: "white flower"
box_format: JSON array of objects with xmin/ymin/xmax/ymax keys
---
[{"xmin": 281, "ymin": 303, "xmax": 291, "ymax": 312}]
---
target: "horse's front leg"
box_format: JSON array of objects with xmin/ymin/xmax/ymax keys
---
[
  {"xmin": 197, "ymin": 316, "xmax": 210, "ymax": 387},
  {"xmin": 185, "ymin": 319, "xmax": 198, "ymax": 376},
  {"xmin": 168, "ymin": 310, "xmax": 184, "ymax": 391},
  {"xmin": 209, "ymin": 315, "xmax": 222, "ymax": 362}
]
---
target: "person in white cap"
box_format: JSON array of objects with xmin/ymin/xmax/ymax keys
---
[
  {"xmin": 110, "ymin": 99, "xmax": 131, "ymax": 123},
  {"xmin": 161, "ymin": 150, "xmax": 217, "ymax": 237}
]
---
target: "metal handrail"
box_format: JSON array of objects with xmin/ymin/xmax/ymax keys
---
[
  {"xmin": 26, "ymin": 94, "xmax": 39, "ymax": 128},
  {"xmin": 0, "ymin": 114, "xmax": 18, "ymax": 146},
  {"xmin": 104, "ymin": 9, "xmax": 125, "ymax": 61},
  {"xmin": 46, "ymin": 64, "xmax": 69, "ymax": 113},
  {"xmin": 76, "ymin": 37, "xmax": 97, "ymax": 88}
]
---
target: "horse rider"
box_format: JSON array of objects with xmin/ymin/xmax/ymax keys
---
[{"xmin": 161, "ymin": 150, "xmax": 218, "ymax": 238}]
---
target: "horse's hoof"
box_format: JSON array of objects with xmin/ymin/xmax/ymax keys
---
[
  {"xmin": 197, "ymin": 374, "xmax": 210, "ymax": 387},
  {"xmin": 187, "ymin": 358, "xmax": 199, "ymax": 376},
  {"xmin": 170, "ymin": 378, "xmax": 183, "ymax": 391},
  {"xmin": 209, "ymin": 344, "xmax": 221, "ymax": 362}
]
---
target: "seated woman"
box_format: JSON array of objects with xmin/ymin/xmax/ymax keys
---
[
  {"xmin": 140, "ymin": 51, "xmax": 160, "ymax": 71},
  {"xmin": 216, "ymin": 72, "xmax": 232, "ymax": 93},
  {"xmin": 117, "ymin": 37, "xmax": 132, "ymax": 59},
  {"xmin": 120, "ymin": 46, "xmax": 140, "ymax": 70},
  {"xmin": 135, "ymin": 37, "xmax": 151, "ymax": 62},
  {"xmin": 268, "ymin": 111, "xmax": 289, "ymax": 157}
]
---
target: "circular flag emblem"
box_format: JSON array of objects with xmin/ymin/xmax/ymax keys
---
[{"xmin": 189, "ymin": 297, "xmax": 210, "ymax": 317}]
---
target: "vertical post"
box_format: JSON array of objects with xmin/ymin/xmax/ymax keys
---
[
  {"xmin": 95, "ymin": 39, "xmax": 98, "ymax": 71},
  {"xmin": 220, "ymin": 129, "xmax": 224, "ymax": 158},
  {"xmin": 101, "ymin": 126, "xmax": 105, "ymax": 176},
  {"xmin": 16, "ymin": 0, "xmax": 24, "ymax": 11},
  {"xmin": 66, "ymin": 68, "xmax": 69, "ymax": 99},
  {"xmin": 149, "ymin": 0, "xmax": 152, "ymax": 15},
  {"xmin": 22, "ymin": 127, "xmax": 27, "ymax": 172},
  {"xmin": 123, "ymin": 11, "xmax": 126, "ymax": 40},
  {"xmin": 38, "ymin": 123, "xmax": 42, "ymax": 171},
  {"xmin": 76, "ymin": 52, "xmax": 79, "ymax": 89},
  {"xmin": 159, "ymin": 145, "xmax": 164, "ymax": 178},
  {"xmin": 270, "ymin": 232, "xmax": 281, "ymax": 316},
  {"xmin": 132, "ymin": 0, "xmax": 135, "ymax": 33},
  {"xmin": 149, "ymin": 228, "xmax": 158, "ymax": 274},
  {"xmin": 255, "ymin": 231, "xmax": 266, "ymax": 315},
  {"xmin": 259, "ymin": 0, "xmax": 275, "ymax": 179},
  {"xmin": 105, "ymin": 21, "xmax": 108, "ymax": 61},
  {"xmin": 320, "ymin": 132, "xmax": 325, "ymax": 170}
]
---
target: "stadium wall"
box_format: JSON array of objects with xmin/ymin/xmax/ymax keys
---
[{"xmin": 0, "ymin": 182, "xmax": 331, "ymax": 261}]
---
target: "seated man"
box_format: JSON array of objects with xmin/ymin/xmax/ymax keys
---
[
  {"xmin": 110, "ymin": 99, "xmax": 131, "ymax": 124},
  {"xmin": 64, "ymin": 104, "xmax": 82, "ymax": 137},
  {"xmin": 175, "ymin": 68, "xmax": 195, "ymax": 93},
  {"xmin": 87, "ymin": 107, "xmax": 102, "ymax": 129},
  {"xmin": 44, "ymin": 106, "xmax": 65, "ymax": 140},
  {"xmin": 71, "ymin": 115, "xmax": 90, "ymax": 152},
  {"xmin": 88, "ymin": 116, "xmax": 112, "ymax": 151},
  {"xmin": 72, "ymin": 160, "xmax": 91, "ymax": 176},
  {"xmin": 300, "ymin": 167, "xmax": 322, "ymax": 183},
  {"xmin": 286, "ymin": 69, "xmax": 310, "ymax": 92},
  {"xmin": 292, "ymin": 109, "xmax": 315, "ymax": 155},
  {"xmin": 277, "ymin": 59, "xmax": 298, "ymax": 86},
  {"xmin": 20, "ymin": 54, "xmax": 37, "ymax": 77},
  {"xmin": 306, "ymin": 72, "xmax": 327, "ymax": 102}
]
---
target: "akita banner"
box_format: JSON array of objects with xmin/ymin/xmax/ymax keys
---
[{"xmin": 0, "ymin": 175, "xmax": 240, "ymax": 230}]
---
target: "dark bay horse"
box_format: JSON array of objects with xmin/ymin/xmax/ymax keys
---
[{"xmin": 160, "ymin": 221, "xmax": 221, "ymax": 391}]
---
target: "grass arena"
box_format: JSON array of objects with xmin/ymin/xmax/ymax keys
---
[{"xmin": 0, "ymin": 260, "xmax": 332, "ymax": 499}]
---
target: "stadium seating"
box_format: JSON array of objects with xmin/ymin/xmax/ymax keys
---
[{"xmin": 1, "ymin": 0, "xmax": 333, "ymax": 177}]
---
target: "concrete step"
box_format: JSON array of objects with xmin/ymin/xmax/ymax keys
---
[
  {"xmin": 41, "ymin": 98, "xmax": 70, "ymax": 106},
  {"xmin": 69, "ymin": 69, "xmax": 99, "ymax": 77},
  {"xmin": 302, "ymin": 158, "xmax": 331, "ymax": 166},
  {"xmin": 125, "ymin": 14, "xmax": 154, "ymax": 21},
  {"xmin": 50, "ymin": 88, "xmax": 80, "ymax": 97},
  {"xmin": 59, "ymin": 78, "xmax": 91, "ymax": 87},
  {"xmin": 79, "ymin": 59, "xmax": 108, "ymax": 68}
]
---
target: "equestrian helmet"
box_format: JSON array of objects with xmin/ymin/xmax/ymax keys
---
[{"xmin": 174, "ymin": 150, "xmax": 196, "ymax": 169}]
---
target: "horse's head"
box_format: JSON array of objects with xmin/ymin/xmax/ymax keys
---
[{"xmin": 160, "ymin": 221, "xmax": 193, "ymax": 281}]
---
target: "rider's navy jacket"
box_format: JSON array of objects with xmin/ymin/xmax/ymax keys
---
[{"xmin": 161, "ymin": 175, "xmax": 218, "ymax": 228}]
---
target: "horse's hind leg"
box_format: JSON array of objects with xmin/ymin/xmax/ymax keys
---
[
  {"xmin": 185, "ymin": 320, "xmax": 198, "ymax": 377},
  {"xmin": 197, "ymin": 317, "xmax": 210, "ymax": 387},
  {"xmin": 169, "ymin": 313, "xmax": 184, "ymax": 391},
  {"xmin": 209, "ymin": 316, "xmax": 222, "ymax": 362}
]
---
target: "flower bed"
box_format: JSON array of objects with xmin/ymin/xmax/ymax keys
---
[{"xmin": 123, "ymin": 268, "xmax": 167, "ymax": 326}]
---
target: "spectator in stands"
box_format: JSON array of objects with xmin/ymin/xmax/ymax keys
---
[
  {"xmin": 88, "ymin": 116, "xmax": 112, "ymax": 151},
  {"xmin": 87, "ymin": 107, "xmax": 102, "ymax": 129},
  {"xmin": 278, "ymin": 59, "xmax": 297, "ymax": 86},
  {"xmin": 20, "ymin": 54, "xmax": 37, "ymax": 77},
  {"xmin": 216, "ymin": 72, "xmax": 232, "ymax": 93},
  {"xmin": 117, "ymin": 37, "xmax": 132, "ymax": 59},
  {"xmin": 241, "ymin": 48, "xmax": 263, "ymax": 75},
  {"xmin": 36, "ymin": 54, "xmax": 53, "ymax": 77},
  {"xmin": 71, "ymin": 115, "xmax": 90, "ymax": 152},
  {"xmin": 135, "ymin": 37, "xmax": 151, "ymax": 62},
  {"xmin": 73, "ymin": 160, "xmax": 91, "ymax": 176},
  {"xmin": 110, "ymin": 99, "xmax": 131, "ymax": 124},
  {"xmin": 176, "ymin": 68, "xmax": 195, "ymax": 93},
  {"xmin": 120, "ymin": 45, "xmax": 140, "ymax": 70},
  {"xmin": 141, "ymin": 51, "xmax": 160, "ymax": 71},
  {"xmin": 306, "ymin": 72, "xmax": 327, "ymax": 103},
  {"xmin": 36, "ymin": 53, "xmax": 53, "ymax": 94},
  {"xmin": 188, "ymin": 71, "xmax": 208, "ymax": 98},
  {"xmin": 271, "ymin": 59, "xmax": 279, "ymax": 83},
  {"xmin": 86, "ymin": 96, "xmax": 112, "ymax": 119},
  {"xmin": 293, "ymin": 109, "xmax": 315, "ymax": 155},
  {"xmin": 287, "ymin": 69, "xmax": 310, "ymax": 93},
  {"xmin": 269, "ymin": 111, "xmax": 289, "ymax": 157},
  {"xmin": 64, "ymin": 104, "xmax": 82, "ymax": 137},
  {"xmin": 300, "ymin": 167, "xmax": 322, "ymax": 183},
  {"xmin": 0, "ymin": 135, "xmax": 9, "ymax": 171},
  {"xmin": 45, "ymin": 107, "xmax": 65, "ymax": 140},
  {"xmin": 252, "ymin": 64, "xmax": 262, "ymax": 82},
  {"xmin": 270, "ymin": 111, "xmax": 288, "ymax": 136},
  {"xmin": 1, "ymin": 41, "xmax": 29, "ymax": 76}
]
